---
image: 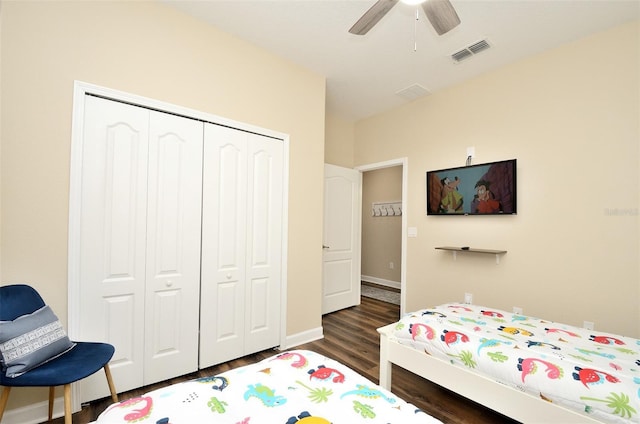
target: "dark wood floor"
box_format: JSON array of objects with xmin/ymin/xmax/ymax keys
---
[{"xmin": 48, "ymin": 295, "xmax": 519, "ymax": 423}]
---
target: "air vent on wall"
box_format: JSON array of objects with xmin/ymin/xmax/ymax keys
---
[
  {"xmin": 451, "ymin": 39, "xmax": 491, "ymax": 63},
  {"xmin": 395, "ymin": 83, "xmax": 430, "ymax": 101}
]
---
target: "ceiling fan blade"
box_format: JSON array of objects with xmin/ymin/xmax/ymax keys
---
[
  {"xmin": 349, "ymin": 0, "xmax": 399, "ymax": 35},
  {"xmin": 422, "ymin": 0, "xmax": 461, "ymax": 35}
]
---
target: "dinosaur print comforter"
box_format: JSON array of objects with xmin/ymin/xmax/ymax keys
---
[
  {"xmin": 391, "ymin": 303, "xmax": 640, "ymax": 424},
  {"xmin": 93, "ymin": 349, "xmax": 442, "ymax": 424}
]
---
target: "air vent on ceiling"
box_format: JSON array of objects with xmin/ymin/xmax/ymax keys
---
[
  {"xmin": 451, "ymin": 39, "xmax": 491, "ymax": 63},
  {"xmin": 395, "ymin": 83, "xmax": 430, "ymax": 101}
]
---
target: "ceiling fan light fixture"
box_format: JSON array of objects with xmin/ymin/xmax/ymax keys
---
[{"xmin": 349, "ymin": 0, "xmax": 459, "ymax": 36}]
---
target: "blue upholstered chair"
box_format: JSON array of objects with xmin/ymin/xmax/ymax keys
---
[{"xmin": 0, "ymin": 284, "xmax": 118, "ymax": 424}]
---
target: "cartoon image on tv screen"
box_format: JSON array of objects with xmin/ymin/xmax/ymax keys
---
[
  {"xmin": 472, "ymin": 180, "xmax": 500, "ymax": 213},
  {"xmin": 439, "ymin": 176, "xmax": 463, "ymax": 213},
  {"xmin": 427, "ymin": 160, "xmax": 515, "ymax": 215}
]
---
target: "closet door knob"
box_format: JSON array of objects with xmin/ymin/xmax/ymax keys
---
[
  {"xmin": 166, "ymin": 280, "xmax": 173, "ymax": 287},
  {"xmin": 226, "ymin": 273, "xmax": 232, "ymax": 279}
]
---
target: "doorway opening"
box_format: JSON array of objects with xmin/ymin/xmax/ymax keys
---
[{"xmin": 356, "ymin": 158, "xmax": 407, "ymax": 316}]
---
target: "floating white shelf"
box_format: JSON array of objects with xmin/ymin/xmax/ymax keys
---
[{"xmin": 435, "ymin": 246, "xmax": 507, "ymax": 264}]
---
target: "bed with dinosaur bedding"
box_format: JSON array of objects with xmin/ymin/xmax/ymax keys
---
[
  {"xmin": 378, "ymin": 303, "xmax": 640, "ymax": 424},
  {"xmin": 92, "ymin": 349, "xmax": 442, "ymax": 423}
]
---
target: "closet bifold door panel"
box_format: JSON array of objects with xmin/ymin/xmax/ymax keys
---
[
  {"xmin": 77, "ymin": 96, "xmax": 147, "ymax": 402},
  {"xmin": 143, "ymin": 111, "xmax": 203, "ymax": 385},
  {"xmin": 199, "ymin": 123, "xmax": 283, "ymax": 368},
  {"xmin": 77, "ymin": 96, "xmax": 203, "ymax": 401},
  {"xmin": 243, "ymin": 130, "xmax": 283, "ymax": 355}
]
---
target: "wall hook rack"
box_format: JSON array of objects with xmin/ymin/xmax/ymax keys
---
[{"xmin": 372, "ymin": 201, "xmax": 402, "ymax": 217}]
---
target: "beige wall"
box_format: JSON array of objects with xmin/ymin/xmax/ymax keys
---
[
  {"xmin": 355, "ymin": 20, "xmax": 639, "ymax": 338},
  {"xmin": 362, "ymin": 167, "xmax": 402, "ymax": 283},
  {"xmin": 1, "ymin": 0, "xmax": 325, "ymax": 411},
  {"xmin": 325, "ymin": 108, "xmax": 355, "ymax": 167}
]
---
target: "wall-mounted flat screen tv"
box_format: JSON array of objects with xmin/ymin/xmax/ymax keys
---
[{"xmin": 426, "ymin": 159, "xmax": 516, "ymax": 215}]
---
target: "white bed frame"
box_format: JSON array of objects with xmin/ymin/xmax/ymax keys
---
[{"xmin": 378, "ymin": 324, "xmax": 603, "ymax": 424}]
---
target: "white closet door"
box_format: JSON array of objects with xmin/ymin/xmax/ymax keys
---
[
  {"xmin": 200, "ymin": 124, "xmax": 248, "ymax": 367},
  {"xmin": 200, "ymin": 125, "xmax": 283, "ymax": 368},
  {"xmin": 143, "ymin": 111, "xmax": 203, "ymax": 384},
  {"xmin": 78, "ymin": 96, "xmax": 148, "ymax": 400},
  {"xmin": 77, "ymin": 97, "xmax": 204, "ymax": 399},
  {"xmin": 244, "ymin": 133, "xmax": 283, "ymax": 354}
]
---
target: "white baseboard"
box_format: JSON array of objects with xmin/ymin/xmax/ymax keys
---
[
  {"xmin": 1, "ymin": 395, "xmax": 67, "ymax": 424},
  {"xmin": 281, "ymin": 326, "xmax": 324, "ymax": 350},
  {"xmin": 361, "ymin": 275, "xmax": 401, "ymax": 290}
]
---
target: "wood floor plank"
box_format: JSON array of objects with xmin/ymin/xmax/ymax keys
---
[{"xmin": 45, "ymin": 295, "xmax": 518, "ymax": 423}]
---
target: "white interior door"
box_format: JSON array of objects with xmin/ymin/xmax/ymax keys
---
[
  {"xmin": 143, "ymin": 111, "xmax": 203, "ymax": 385},
  {"xmin": 322, "ymin": 164, "xmax": 362, "ymax": 314},
  {"xmin": 78, "ymin": 96, "xmax": 148, "ymax": 400}
]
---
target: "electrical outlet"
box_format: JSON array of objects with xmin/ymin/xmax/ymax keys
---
[
  {"xmin": 513, "ymin": 306, "xmax": 523, "ymax": 315},
  {"xmin": 389, "ymin": 262, "xmax": 394, "ymax": 269},
  {"xmin": 583, "ymin": 321, "xmax": 594, "ymax": 331},
  {"xmin": 464, "ymin": 293, "xmax": 472, "ymax": 304}
]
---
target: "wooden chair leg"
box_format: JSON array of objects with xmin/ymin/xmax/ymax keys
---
[
  {"xmin": 0, "ymin": 386, "xmax": 11, "ymax": 421},
  {"xmin": 63, "ymin": 384, "xmax": 72, "ymax": 424},
  {"xmin": 104, "ymin": 364, "xmax": 118, "ymax": 403},
  {"xmin": 48, "ymin": 386, "xmax": 55, "ymax": 422}
]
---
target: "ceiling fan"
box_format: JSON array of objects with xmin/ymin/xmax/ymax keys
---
[{"xmin": 349, "ymin": 0, "xmax": 460, "ymax": 36}]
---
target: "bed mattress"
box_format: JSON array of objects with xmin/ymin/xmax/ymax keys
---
[
  {"xmin": 92, "ymin": 349, "xmax": 443, "ymax": 423},
  {"xmin": 390, "ymin": 303, "xmax": 640, "ymax": 424}
]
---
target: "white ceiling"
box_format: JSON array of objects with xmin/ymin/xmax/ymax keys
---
[{"xmin": 164, "ymin": 0, "xmax": 639, "ymax": 121}]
